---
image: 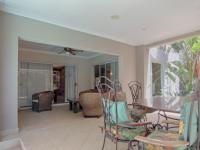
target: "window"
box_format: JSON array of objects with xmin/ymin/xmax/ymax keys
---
[
  {"xmin": 150, "ymin": 36, "xmax": 200, "ymax": 96},
  {"xmin": 150, "ymin": 47, "xmax": 181, "ymax": 96},
  {"xmin": 94, "ymin": 61, "xmax": 119, "ymax": 87},
  {"xmin": 152, "ymin": 63, "xmax": 162, "ymax": 96},
  {"xmin": 18, "ymin": 62, "xmax": 52, "ymax": 107},
  {"xmin": 94, "ymin": 65, "xmax": 100, "ymax": 78}
]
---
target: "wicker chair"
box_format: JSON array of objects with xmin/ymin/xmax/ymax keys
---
[
  {"xmin": 32, "ymin": 91, "xmax": 54, "ymax": 112},
  {"xmin": 79, "ymin": 92, "xmax": 103, "ymax": 117}
]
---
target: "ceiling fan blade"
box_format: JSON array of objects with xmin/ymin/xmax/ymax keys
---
[
  {"xmin": 63, "ymin": 47, "xmax": 84, "ymax": 55},
  {"xmin": 66, "ymin": 48, "xmax": 75, "ymax": 55},
  {"xmin": 57, "ymin": 50, "xmax": 65, "ymax": 54},
  {"xmin": 68, "ymin": 48, "xmax": 83, "ymax": 52},
  {"xmin": 70, "ymin": 51, "xmax": 76, "ymax": 55},
  {"xmin": 75, "ymin": 50, "xmax": 84, "ymax": 53},
  {"xmin": 64, "ymin": 47, "xmax": 69, "ymax": 52}
]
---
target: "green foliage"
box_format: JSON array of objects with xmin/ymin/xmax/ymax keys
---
[
  {"xmin": 152, "ymin": 63, "xmax": 162, "ymax": 96},
  {"xmin": 171, "ymin": 41, "xmax": 187, "ymax": 53},
  {"xmin": 162, "ymin": 36, "xmax": 200, "ymax": 96},
  {"xmin": 185, "ymin": 37, "xmax": 200, "ymax": 53}
]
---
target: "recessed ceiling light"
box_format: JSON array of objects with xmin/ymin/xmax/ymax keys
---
[
  {"xmin": 110, "ymin": 15, "xmax": 120, "ymax": 20},
  {"xmin": 141, "ymin": 27, "xmax": 147, "ymax": 31}
]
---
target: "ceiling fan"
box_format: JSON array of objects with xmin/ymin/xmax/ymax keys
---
[{"xmin": 57, "ymin": 47, "xmax": 84, "ymax": 55}]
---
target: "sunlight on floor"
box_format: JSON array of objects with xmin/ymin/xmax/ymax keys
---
[
  {"xmin": 18, "ymin": 105, "xmax": 179, "ymax": 150},
  {"xmin": 19, "ymin": 105, "xmax": 129, "ymax": 150}
]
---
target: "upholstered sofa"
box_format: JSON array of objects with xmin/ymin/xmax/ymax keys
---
[
  {"xmin": 32, "ymin": 91, "xmax": 54, "ymax": 112},
  {"xmin": 79, "ymin": 89, "xmax": 103, "ymax": 117}
]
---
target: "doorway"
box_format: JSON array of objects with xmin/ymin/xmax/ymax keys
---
[
  {"xmin": 53, "ymin": 65, "xmax": 78, "ymax": 103},
  {"xmin": 53, "ymin": 65, "xmax": 65, "ymax": 103}
]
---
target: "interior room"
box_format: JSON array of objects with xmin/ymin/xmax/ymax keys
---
[
  {"xmin": 18, "ymin": 39, "xmax": 119, "ymax": 131},
  {"xmin": 1, "ymin": 1, "xmax": 200, "ymax": 150}
]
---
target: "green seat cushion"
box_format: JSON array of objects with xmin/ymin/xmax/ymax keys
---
[
  {"xmin": 179, "ymin": 101, "xmax": 198, "ymax": 146},
  {"xmin": 102, "ymin": 98, "xmax": 130, "ymax": 124},
  {"xmin": 116, "ymin": 126, "xmax": 146, "ymax": 141},
  {"xmin": 144, "ymin": 130, "xmax": 187, "ymax": 150},
  {"xmin": 102, "ymin": 98, "xmax": 147, "ymax": 141},
  {"xmin": 142, "ymin": 100, "xmax": 198, "ymax": 150},
  {"xmin": 109, "ymin": 101, "xmax": 129, "ymax": 124},
  {"xmin": 148, "ymin": 130, "xmax": 180, "ymax": 142},
  {"xmin": 129, "ymin": 108, "xmax": 146, "ymax": 122},
  {"xmin": 128, "ymin": 106, "xmax": 155, "ymax": 122}
]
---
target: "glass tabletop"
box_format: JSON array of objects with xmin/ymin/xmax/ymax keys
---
[{"xmin": 135, "ymin": 94, "xmax": 196, "ymax": 113}]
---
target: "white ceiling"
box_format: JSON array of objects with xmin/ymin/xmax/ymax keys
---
[
  {"xmin": 19, "ymin": 40, "xmax": 101, "ymax": 59},
  {"xmin": 1, "ymin": 0, "xmax": 200, "ymax": 46}
]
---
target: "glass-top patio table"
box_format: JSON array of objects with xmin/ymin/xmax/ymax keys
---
[{"xmin": 134, "ymin": 95, "xmax": 196, "ymax": 113}]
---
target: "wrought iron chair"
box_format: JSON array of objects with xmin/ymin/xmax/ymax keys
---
[
  {"xmin": 128, "ymin": 81, "xmax": 179, "ymax": 129},
  {"xmin": 158, "ymin": 110, "xmax": 180, "ymax": 130},
  {"xmin": 128, "ymin": 81, "xmax": 154, "ymax": 122},
  {"xmin": 128, "ymin": 81, "xmax": 142, "ymax": 104},
  {"xmin": 97, "ymin": 77, "xmax": 152, "ymax": 150},
  {"xmin": 135, "ymin": 95, "xmax": 199, "ymax": 150}
]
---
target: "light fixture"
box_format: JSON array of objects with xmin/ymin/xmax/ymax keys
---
[
  {"xmin": 110, "ymin": 15, "xmax": 120, "ymax": 20},
  {"xmin": 142, "ymin": 27, "xmax": 147, "ymax": 31}
]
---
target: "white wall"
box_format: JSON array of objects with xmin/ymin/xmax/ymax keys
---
[
  {"xmin": 90, "ymin": 54, "xmax": 118, "ymax": 65},
  {"xmin": 135, "ymin": 46, "xmax": 150, "ymax": 98},
  {"xmin": 136, "ymin": 46, "xmax": 159, "ymax": 98},
  {"xmin": 0, "ymin": 11, "xmax": 136, "ymax": 137},
  {"xmin": 19, "ymin": 49, "xmax": 91, "ymax": 95}
]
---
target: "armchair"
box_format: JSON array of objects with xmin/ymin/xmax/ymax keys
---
[
  {"xmin": 79, "ymin": 92, "xmax": 102, "ymax": 117},
  {"xmin": 32, "ymin": 91, "xmax": 54, "ymax": 112}
]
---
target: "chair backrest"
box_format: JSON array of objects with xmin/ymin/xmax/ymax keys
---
[
  {"xmin": 96, "ymin": 76, "xmax": 129, "ymax": 132},
  {"xmin": 178, "ymin": 92, "xmax": 199, "ymax": 148},
  {"xmin": 39, "ymin": 91, "xmax": 54, "ymax": 102},
  {"xmin": 128, "ymin": 81, "xmax": 142, "ymax": 104}
]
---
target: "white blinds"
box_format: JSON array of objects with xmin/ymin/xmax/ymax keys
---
[
  {"xmin": 65, "ymin": 65, "xmax": 78, "ymax": 101},
  {"xmin": 18, "ymin": 62, "xmax": 53, "ymax": 107}
]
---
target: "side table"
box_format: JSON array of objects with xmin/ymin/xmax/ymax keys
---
[{"xmin": 67, "ymin": 98, "xmax": 81, "ymax": 113}]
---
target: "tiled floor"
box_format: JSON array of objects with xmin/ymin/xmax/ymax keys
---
[
  {"xmin": 19, "ymin": 105, "xmax": 129, "ymax": 150},
  {"xmin": 18, "ymin": 105, "xmax": 179, "ymax": 150}
]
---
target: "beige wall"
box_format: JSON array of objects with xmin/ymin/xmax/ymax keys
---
[
  {"xmin": 19, "ymin": 50, "xmax": 120, "ymax": 93},
  {"xmin": 0, "ymin": 11, "xmax": 136, "ymax": 136},
  {"xmin": 19, "ymin": 49, "xmax": 92, "ymax": 94},
  {"xmin": 90, "ymin": 54, "xmax": 118, "ymax": 65},
  {"xmin": 135, "ymin": 46, "xmax": 145, "ymax": 98},
  {"xmin": 135, "ymin": 46, "xmax": 149, "ymax": 98}
]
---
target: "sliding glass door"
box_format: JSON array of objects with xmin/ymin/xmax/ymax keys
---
[
  {"xmin": 94, "ymin": 61, "xmax": 119, "ymax": 87},
  {"xmin": 65, "ymin": 65, "xmax": 78, "ymax": 101},
  {"xmin": 18, "ymin": 62, "xmax": 53, "ymax": 108}
]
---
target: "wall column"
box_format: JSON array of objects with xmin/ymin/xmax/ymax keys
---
[{"xmin": 0, "ymin": 12, "xmax": 18, "ymax": 138}]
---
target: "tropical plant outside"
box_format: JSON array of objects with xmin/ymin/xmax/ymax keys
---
[{"xmin": 156, "ymin": 36, "xmax": 200, "ymax": 96}]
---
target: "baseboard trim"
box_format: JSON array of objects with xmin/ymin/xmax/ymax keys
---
[
  {"xmin": 52, "ymin": 103, "xmax": 68, "ymax": 107},
  {"xmin": 18, "ymin": 103, "xmax": 68, "ymax": 110},
  {"xmin": 0, "ymin": 138, "xmax": 26, "ymax": 150},
  {"xmin": 19, "ymin": 107, "xmax": 31, "ymax": 110},
  {"xmin": 0, "ymin": 128, "xmax": 19, "ymax": 141}
]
